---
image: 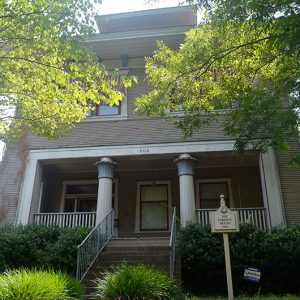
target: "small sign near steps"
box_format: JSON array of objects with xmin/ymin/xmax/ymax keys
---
[{"xmin": 211, "ymin": 195, "xmax": 240, "ymax": 300}]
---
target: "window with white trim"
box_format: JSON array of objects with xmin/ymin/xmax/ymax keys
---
[
  {"xmin": 86, "ymin": 72, "xmax": 128, "ymax": 119},
  {"xmin": 61, "ymin": 180, "xmax": 118, "ymax": 213},
  {"xmin": 135, "ymin": 181, "xmax": 172, "ymax": 232},
  {"xmin": 87, "ymin": 102, "xmax": 121, "ymax": 117},
  {"xmin": 195, "ymin": 178, "xmax": 233, "ymax": 209}
]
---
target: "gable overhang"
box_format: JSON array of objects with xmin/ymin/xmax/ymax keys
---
[{"xmin": 84, "ymin": 26, "xmax": 192, "ymax": 61}]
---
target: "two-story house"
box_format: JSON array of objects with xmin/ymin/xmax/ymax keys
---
[{"xmin": 0, "ymin": 6, "xmax": 300, "ymax": 239}]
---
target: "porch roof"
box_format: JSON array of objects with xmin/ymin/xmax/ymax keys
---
[{"xmin": 42, "ymin": 151, "xmax": 260, "ymax": 175}]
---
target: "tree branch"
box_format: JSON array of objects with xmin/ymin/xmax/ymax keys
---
[
  {"xmin": 181, "ymin": 35, "xmax": 279, "ymax": 78},
  {"xmin": 0, "ymin": 56, "xmax": 63, "ymax": 70}
]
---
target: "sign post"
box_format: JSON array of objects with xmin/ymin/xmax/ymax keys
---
[{"xmin": 211, "ymin": 195, "xmax": 239, "ymax": 300}]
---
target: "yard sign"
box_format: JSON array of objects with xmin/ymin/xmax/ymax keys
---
[{"xmin": 211, "ymin": 195, "xmax": 240, "ymax": 300}]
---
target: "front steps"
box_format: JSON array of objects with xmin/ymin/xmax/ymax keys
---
[{"xmin": 82, "ymin": 237, "xmax": 180, "ymax": 299}]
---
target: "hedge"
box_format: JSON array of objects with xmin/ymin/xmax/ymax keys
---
[
  {"xmin": 178, "ymin": 223, "xmax": 300, "ymax": 296},
  {"xmin": 0, "ymin": 224, "xmax": 90, "ymax": 275}
]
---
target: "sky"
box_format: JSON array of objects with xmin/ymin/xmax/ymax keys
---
[
  {"xmin": 97, "ymin": 0, "xmax": 181, "ymax": 15},
  {"xmin": 0, "ymin": 0, "xmax": 182, "ymax": 161}
]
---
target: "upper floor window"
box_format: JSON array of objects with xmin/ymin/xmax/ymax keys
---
[
  {"xmin": 86, "ymin": 72, "xmax": 128, "ymax": 119},
  {"xmin": 87, "ymin": 103, "xmax": 121, "ymax": 117}
]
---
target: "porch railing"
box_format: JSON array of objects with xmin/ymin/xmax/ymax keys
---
[
  {"xmin": 169, "ymin": 207, "xmax": 177, "ymax": 279},
  {"xmin": 76, "ymin": 209, "xmax": 114, "ymax": 281},
  {"xmin": 196, "ymin": 207, "xmax": 269, "ymax": 231},
  {"xmin": 33, "ymin": 212, "xmax": 96, "ymax": 228}
]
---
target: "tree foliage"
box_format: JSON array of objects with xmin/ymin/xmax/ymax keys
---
[
  {"xmin": 0, "ymin": 0, "xmax": 134, "ymax": 141},
  {"xmin": 136, "ymin": 0, "xmax": 300, "ymax": 161}
]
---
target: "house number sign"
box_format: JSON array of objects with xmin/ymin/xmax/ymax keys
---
[{"xmin": 139, "ymin": 148, "xmax": 149, "ymax": 153}]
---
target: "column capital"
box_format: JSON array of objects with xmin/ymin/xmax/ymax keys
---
[
  {"xmin": 174, "ymin": 153, "xmax": 197, "ymax": 176},
  {"xmin": 95, "ymin": 157, "xmax": 117, "ymax": 179}
]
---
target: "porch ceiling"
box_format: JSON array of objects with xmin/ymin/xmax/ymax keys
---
[
  {"xmin": 84, "ymin": 27, "xmax": 190, "ymax": 61},
  {"xmin": 42, "ymin": 151, "xmax": 260, "ymax": 175}
]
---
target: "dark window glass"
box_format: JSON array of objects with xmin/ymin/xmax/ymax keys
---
[
  {"xmin": 199, "ymin": 182, "xmax": 229, "ymax": 209},
  {"xmin": 140, "ymin": 184, "xmax": 168, "ymax": 231},
  {"xmin": 66, "ymin": 185, "xmax": 98, "ymax": 194}
]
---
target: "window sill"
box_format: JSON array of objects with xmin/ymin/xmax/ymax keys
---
[{"xmin": 82, "ymin": 115, "xmax": 128, "ymax": 123}]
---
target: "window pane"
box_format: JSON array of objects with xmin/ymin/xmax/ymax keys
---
[
  {"xmin": 141, "ymin": 202, "xmax": 167, "ymax": 230},
  {"xmin": 200, "ymin": 183, "xmax": 228, "ymax": 199},
  {"xmin": 200, "ymin": 182, "xmax": 229, "ymax": 209},
  {"xmin": 200, "ymin": 198, "xmax": 221, "ymax": 209},
  {"xmin": 141, "ymin": 185, "xmax": 167, "ymax": 202},
  {"xmin": 66, "ymin": 185, "xmax": 98, "ymax": 194},
  {"xmin": 78, "ymin": 199, "xmax": 97, "ymax": 212},
  {"xmin": 64, "ymin": 199, "xmax": 75, "ymax": 212},
  {"xmin": 99, "ymin": 104, "xmax": 120, "ymax": 116}
]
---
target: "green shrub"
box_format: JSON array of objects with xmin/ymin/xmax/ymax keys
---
[
  {"xmin": 46, "ymin": 226, "xmax": 91, "ymax": 274},
  {"xmin": 178, "ymin": 223, "xmax": 300, "ymax": 296},
  {"xmin": 0, "ymin": 224, "xmax": 90, "ymax": 274},
  {"xmin": 0, "ymin": 268, "xmax": 83, "ymax": 300},
  {"xmin": 0, "ymin": 224, "xmax": 60, "ymax": 271},
  {"xmin": 94, "ymin": 263, "xmax": 184, "ymax": 299}
]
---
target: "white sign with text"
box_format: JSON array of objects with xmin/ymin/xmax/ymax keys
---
[{"xmin": 211, "ymin": 204, "xmax": 239, "ymax": 233}]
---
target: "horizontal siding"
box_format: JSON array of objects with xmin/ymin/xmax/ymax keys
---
[
  {"xmin": 27, "ymin": 68, "xmax": 229, "ymax": 150},
  {"xmin": 27, "ymin": 118, "xmax": 228, "ymax": 149},
  {"xmin": 0, "ymin": 146, "xmax": 22, "ymax": 224},
  {"xmin": 276, "ymin": 142, "xmax": 300, "ymax": 225},
  {"xmin": 127, "ymin": 68, "xmax": 151, "ymax": 117}
]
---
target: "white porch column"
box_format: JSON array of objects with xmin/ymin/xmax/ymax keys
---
[
  {"xmin": 259, "ymin": 149, "xmax": 285, "ymax": 227},
  {"xmin": 16, "ymin": 158, "xmax": 43, "ymax": 224},
  {"xmin": 95, "ymin": 157, "xmax": 117, "ymax": 224},
  {"xmin": 174, "ymin": 153, "xmax": 197, "ymax": 226}
]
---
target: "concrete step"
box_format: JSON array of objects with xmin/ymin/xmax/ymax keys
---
[
  {"xmin": 100, "ymin": 248, "xmax": 169, "ymax": 254},
  {"xmin": 107, "ymin": 238, "xmax": 169, "ymax": 248},
  {"xmin": 82, "ymin": 238, "xmax": 180, "ymax": 299},
  {"xmin": 98, "ymin": 254, "xmax": 169, "ymax": 261}
]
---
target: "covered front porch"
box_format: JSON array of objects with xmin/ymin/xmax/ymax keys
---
[{"xmin": 26, "ymin": 145, "xmax": 282, "ymax": 233}]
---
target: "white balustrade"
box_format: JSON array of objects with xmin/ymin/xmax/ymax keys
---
[
  {"xmin": 33, "ymin": 212, "xmax": 96, "ymax": 228},
  {"xmin": 196, "ymin": 207, "xmax": 269, "ymax": 230}
]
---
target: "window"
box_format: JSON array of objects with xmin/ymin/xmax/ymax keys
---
[
  {"xmin": 86, "ymin": 72, "xmax": 128, "ymax": 119},
  {"xmin": 87, "ymin": 102, "xmax": 121, "ymax": 117},
  {"xmin": 135, "ymin": 181, "xmax": 172, "ymax": 232},
  {"xmin": 63, "ymin": 183, "xmax": 98, "ymax": 212},
  {"xmin": 195, "ymin": 178, "xmax": 233, "ymax": 209},
  {"xmin": 61, "ymin": 180, "xmax": 118, "ymax": 214}
]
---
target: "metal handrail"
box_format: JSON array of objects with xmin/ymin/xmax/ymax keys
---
[
  {"xmin": 76, "ymin": 209, "xmax": 114, "ymax": 281},
  {"xmin": 169, "ymin": 207, "xmax": 177, "ymax": 279}
]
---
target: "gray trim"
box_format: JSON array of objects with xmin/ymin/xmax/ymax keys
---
[
  {"xmin": 96, "ymin": 6, "xmax": 195, "ymax": 20},
  {"xmin": 86, "ymin": 26, "xmax": 192, "ymax": 43},
  {"xmin": 174, "ymin": 154, "xmax": 197, "ymax": 176},
  {"xmin": 95, "ymin": 157, "xmax": 118, "ymax": 179}
]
